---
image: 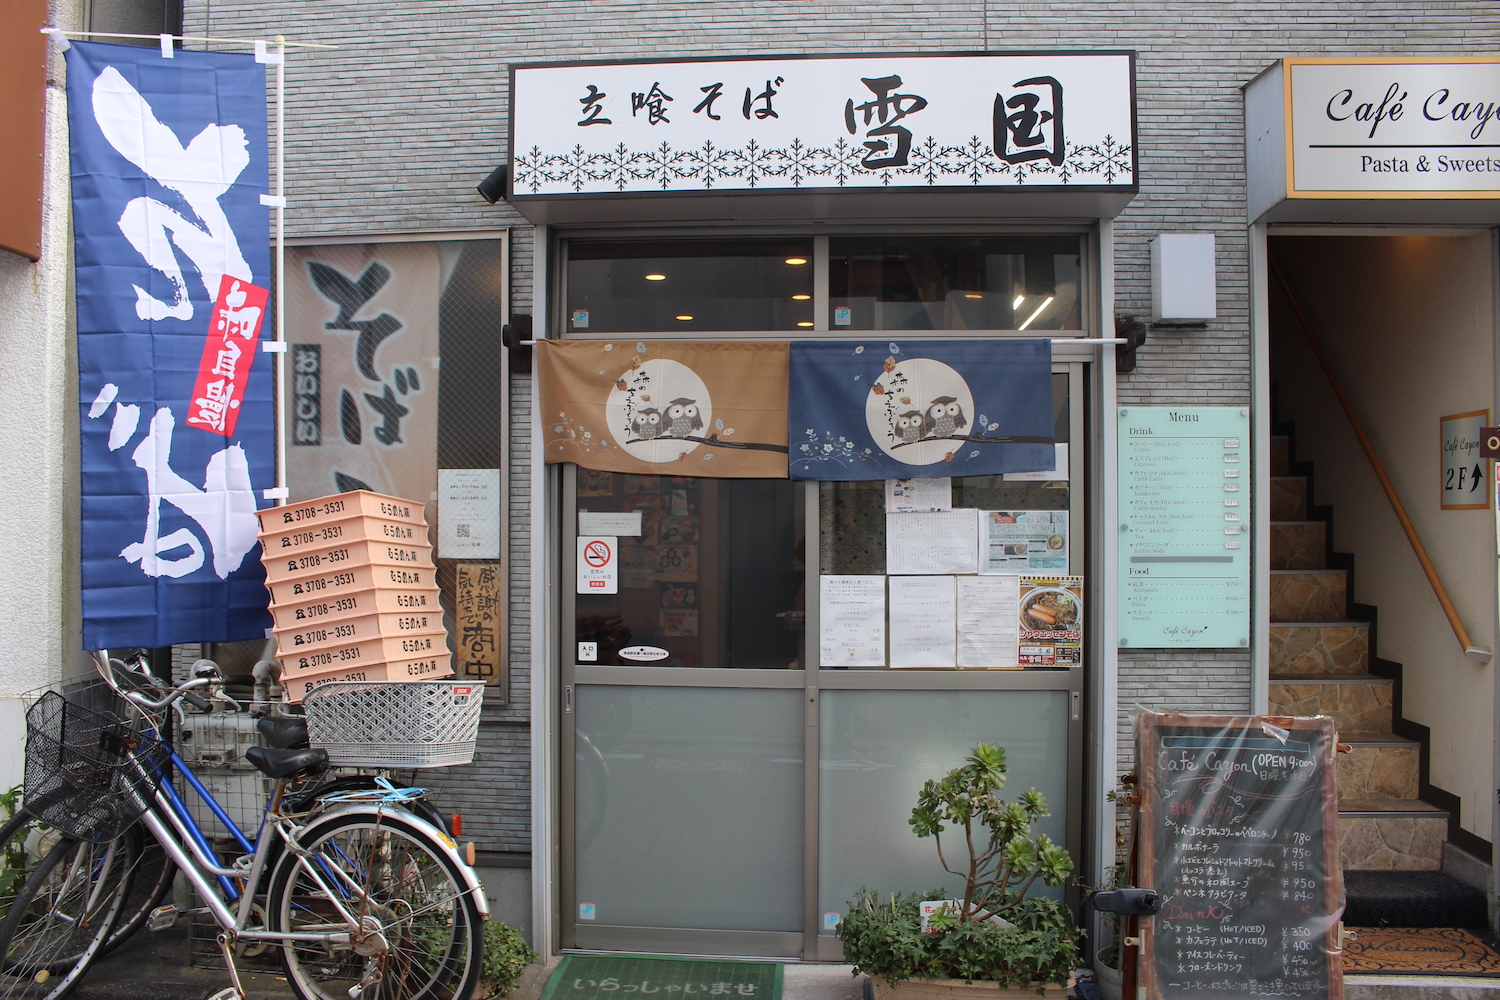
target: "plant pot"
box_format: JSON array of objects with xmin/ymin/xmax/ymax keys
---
[
  {"xmin": 870, "ymin": 974, "xmax": 1075, "ymax": 1000},
  {"xmin": 1094, "ymin": 952, "xmax": 1122, "ymax": 1000}
]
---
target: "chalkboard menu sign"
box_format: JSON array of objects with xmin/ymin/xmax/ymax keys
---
[
  {"xmin": 1118, "ymin": 406, "xmax": 1251, "ymax": 648},
  {"xmin": 1137, "ymin": 713, "xmax": 1343, "ymax": 1000}
]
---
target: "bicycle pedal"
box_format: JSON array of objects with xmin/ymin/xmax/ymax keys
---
[
  {"xmin": 206, "ymin": 989, "xmax": 242, "ymax": 1000},
  {"xmin": 147, "ymin": 904, "xmax": 179, "ymax": 932}
]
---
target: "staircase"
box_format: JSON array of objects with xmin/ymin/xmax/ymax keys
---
[
  {"xmin": 1266, "ymin": 425, "xmax": 1489, "ymax": 929},
  {"xmin": 1267, "ymin": 430, "xmax": 1448, "ymax": 871}
]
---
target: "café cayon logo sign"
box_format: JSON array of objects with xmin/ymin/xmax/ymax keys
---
[{"xmin": 1285, "ymin": 57, "xmax": 1500, "ymax": 197}]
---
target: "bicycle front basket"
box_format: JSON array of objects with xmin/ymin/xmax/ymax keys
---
[{"xmin": 23, "ymin": 691, "xmax": 169, "ymax": 842}]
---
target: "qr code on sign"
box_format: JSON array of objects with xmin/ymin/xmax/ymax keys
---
[{"xmin": 456, "ymin": 524, "xmax": 470, "ymax": 538}]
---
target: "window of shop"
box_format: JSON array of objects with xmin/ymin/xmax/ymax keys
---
[
  {"xmin": 566, "ymin": 239, "xmax": 815, "ymax": 333},
  {"xmin": 556, "ymin": 231, "xmax": 1089, "ymax": 960},
  {"xmin": 829, "ymin": 236, "xmax": 1082, "ymax": 331}
]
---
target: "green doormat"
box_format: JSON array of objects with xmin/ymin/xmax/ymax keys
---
[{"xmin": 541, "ymin": 954, "xmax": 783, "ymax": 1000}]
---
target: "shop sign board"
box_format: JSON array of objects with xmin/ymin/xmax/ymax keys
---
[
  {"xmin": 1118, "ymin": 406, "xmax": 1251, "ymax": 648},
  {"xmin": 511, "ymin": 53, "xmax": 1136, "ymax": 197},
  {"xmin": 1285, "ymin": 57, "xmax": 1500, "ymax": 198},
  {"xmin": 1440, "ymin": 410, "xmax": 1489, "ymax": 510}
]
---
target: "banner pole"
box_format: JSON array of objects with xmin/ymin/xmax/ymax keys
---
[{"xmin": 274, "ymin": 35, "xmax": 287, "ymax": 505}]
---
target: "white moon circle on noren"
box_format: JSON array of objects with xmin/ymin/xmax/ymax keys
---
[
  {"xmin": 864, "ymin": 357, "xmax": 975, "ymax": 465},
  {"xmin": 605, "ymin": 358, "xmax": 713, "ymax": 463}
]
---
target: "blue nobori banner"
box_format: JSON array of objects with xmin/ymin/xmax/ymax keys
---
[
  {"xmin": 788, "ymin": 340, "xmax": 1055, "ymax": 481},
  {"xmin": 66, "ymin": 40, "xmax": 274, "ymax": 648}
]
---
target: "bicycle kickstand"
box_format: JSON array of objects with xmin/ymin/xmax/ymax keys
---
[{"xmin": 207, "ymin": 931, "xmax": 249, "ymax": 1000}]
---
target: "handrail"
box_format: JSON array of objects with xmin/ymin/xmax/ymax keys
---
[{"xmin": 1270, "ymin": 257, "xmax": 1492, "ymax": 663}]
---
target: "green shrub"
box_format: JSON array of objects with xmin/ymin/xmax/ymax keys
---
[
  {"xmin": 837, "ymin": 743, "xmax": 1078, "ymax": 987},
  {"xmin": 839, "ymin": 889, "xmax": 1077, "ymax": 989},
  {"xmin": 480, "ymin": 920, "xmax": 537, "ymax": 998}
]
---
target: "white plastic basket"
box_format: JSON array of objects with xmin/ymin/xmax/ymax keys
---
[{"xmin": 300, "ymin": 681, "xmax": 484, "ymax": 768}]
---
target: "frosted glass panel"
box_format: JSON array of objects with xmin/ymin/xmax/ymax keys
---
[
  {"xmin": 818, "ymin": 690, "xmax": 1069, "ymax": 931},
  {"xmin": 575, "ymin": 686, "xmax": 804, "ymax": 932}
]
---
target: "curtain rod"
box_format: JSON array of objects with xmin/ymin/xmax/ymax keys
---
[{"xmin": 41, "ymin": 28, "xmax": 337, "ymax": 49}]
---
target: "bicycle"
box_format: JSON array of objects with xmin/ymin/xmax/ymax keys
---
[{"xmin": 0, "ymin": 651, "xmax": 487, "ymax": 1000}]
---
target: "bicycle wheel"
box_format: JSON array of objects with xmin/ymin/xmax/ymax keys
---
[
  {"xmin": 267, "ymin": 811, "xmax": 482, "ymax": 1000},
  {"xmin": 0, "ymin": 833, "xmax": 135, "ymax": 1000},
  {"xmin": 97, "ymin": 823, "xmax": 173, "ymax": 957}
]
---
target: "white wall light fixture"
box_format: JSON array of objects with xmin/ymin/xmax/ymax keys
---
[{"xmin": 1149, "ymin": 233, "xmax": 1217, "ymax": 325}]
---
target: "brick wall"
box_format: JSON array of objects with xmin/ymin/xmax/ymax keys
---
[{"xmin": 184, "ymin": 0, "xmax": 1499, "ymax": 857}]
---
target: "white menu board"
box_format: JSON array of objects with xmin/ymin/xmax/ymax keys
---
[{"xmin": 1118, "ymin": 407, "xmax": 1251, "ymax": 648}]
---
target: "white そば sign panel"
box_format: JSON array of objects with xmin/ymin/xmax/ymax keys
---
[
  {"xmin": 511, "ymin": 54, "xmax": 1135, "ymax": 196},
  {"xmin": 1287, "ymin": 57, "xmax": 1500, "ymax": 197}
]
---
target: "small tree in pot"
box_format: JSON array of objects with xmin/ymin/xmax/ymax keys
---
[{"xmin": 837, "ymin": 743, "xmax": 1078, "ymax": 998}]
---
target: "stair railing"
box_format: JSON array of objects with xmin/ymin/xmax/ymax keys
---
[{"xmin": 1271, "ymin": 257, "xmax": 1493, "ymax": 664}]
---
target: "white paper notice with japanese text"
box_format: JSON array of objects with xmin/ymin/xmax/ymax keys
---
[
  {"xmin": 438, "ymin": 468, "xmax": 501, "ymax": 559},
  {"xmin": 819, "ymin": 575, "xmax": 886, "ymax": 667},
  {"xmin": 957, "ymin": 575, "xmax": 1020, "ymax": 668},
  {"xmin": 886, "ymin": 510, "xmax": 980, "ymax": 574},
  {"xmin": 889, "ymin": 575, "xmax": 957, "ymax": 668},
  {"xmin": 885, "ymin": 477, "xmax": 953, "ymax": 513},
  {"xmin": 980, "ymin": 510, "xmax": 1069, "ymax": 572}
]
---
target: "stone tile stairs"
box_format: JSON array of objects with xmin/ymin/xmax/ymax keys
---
[{"xmin": 1266, "ymin": 433, "xmax": 1450, "ymax": 871}]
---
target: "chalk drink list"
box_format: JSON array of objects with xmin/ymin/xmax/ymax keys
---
[{"xmin": 1136, "ymin": 713, "xmax": 1343, "ymax": 1000}]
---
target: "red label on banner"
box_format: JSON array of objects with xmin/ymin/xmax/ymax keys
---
[{"xmin": 186, "ymin": 275, "xmax": 269, "ymax": 437}]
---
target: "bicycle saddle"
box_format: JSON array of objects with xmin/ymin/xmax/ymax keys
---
[
  {"xmin": 244, "ymin": 745, "xmax": 329, "ymax": 779},
  {"xmin": 256, "ymin": 716, "xmax": 309, "ymax": 749}
]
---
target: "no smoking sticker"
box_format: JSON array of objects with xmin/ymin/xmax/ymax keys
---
[{"xmin": 576, "ymin": 536, "xmax": 618, "ymax": 595}]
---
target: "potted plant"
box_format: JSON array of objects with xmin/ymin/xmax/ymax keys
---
[
  {"xmin": 836, "ymin": 743, "xmax": 1078, "ymax": 999},
  {"xmin": 1091, "ymin": 861, "xmax": 1126, "ymax": 1000}
]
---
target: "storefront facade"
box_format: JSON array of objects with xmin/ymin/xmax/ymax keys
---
[{"xmin": 7, "ymin": 0, "xmax": 1497, "ymax": 967}]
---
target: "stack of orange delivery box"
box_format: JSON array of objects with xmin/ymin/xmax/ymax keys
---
[{"xmin": 257, "ymin": 491, "xmax": 453, "ymax": 702}]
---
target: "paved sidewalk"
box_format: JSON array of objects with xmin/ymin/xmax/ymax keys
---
[{"xmin": 69, "ymin": 926, "xmax": 284, "ymax": 1000}]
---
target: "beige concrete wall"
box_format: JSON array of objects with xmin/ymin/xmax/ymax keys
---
[{"xmin": 1270, "ymin": 233, "xmax": 1496, "ymax": 842}]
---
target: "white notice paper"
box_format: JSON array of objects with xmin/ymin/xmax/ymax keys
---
[
  {"xmin": 438, "ymin": 468, "xmax": 501, "ymax": 559},
  {"xmin": 578, "ymin": 510, "xmax": 644, "ymax": 536},
  {"xmin": 885, "ymin": 477, "xmax": 953, "ymax": 513},
  {"xmin": 576, "ymin": 537, "xmax": 619, "ymax": 595},
  {"xmin": 886, "ymin": 510, "xmax": 980, "ymax": 574},
  {"xmin": 819, "ymin": 576, "xmax": 886, "ymax": 667},
  {"xmin": 889, "ymin": 576, "xmax": 957, "ymax": 668},
  {"xmin": 957, "ymin": 576, "xmax": 1020, "ymax": 668}
]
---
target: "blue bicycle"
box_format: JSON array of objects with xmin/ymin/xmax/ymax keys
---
[{"xmin": 0, "ymin": 652, "xmax": 486, "ymax": 1000}]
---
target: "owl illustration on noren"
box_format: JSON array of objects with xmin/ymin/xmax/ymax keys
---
[
  {"xmin": 895, "ymin": 410, "xmax": 924, "ymax": 444},
  {"xmin": 664, "ymin": 398, "xmax": 704, "ymax": 437},
  {"xmin": 630, "ymin": 407, "xmax": 664, "ymax": 440},
  {"xmin": 923, "ymin": 396, "xmax": 968, "ymax": 438}
]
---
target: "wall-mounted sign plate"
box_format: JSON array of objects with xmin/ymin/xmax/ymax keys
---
[
  {"xmin": 511, "ymin": 53, "xmax": 1136, "ymax": 199},
  {"xmin": 1118, "ymin": 406, "xmax": 1251, "ymax": 649}
]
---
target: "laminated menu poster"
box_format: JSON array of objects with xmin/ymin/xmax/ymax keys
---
[
  {"xmin": 1136, "ymin": 713, "xmax": 1342, "ymax": 1000},
  {"xmin": 1017, "ymin": 576, "xmax": 1082, "ymax": 666},
  {"xmin": 981, "ymin": 511, "xmax": 1068, "ymax": 572}
]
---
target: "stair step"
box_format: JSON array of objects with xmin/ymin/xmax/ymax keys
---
[
  {"xmin": 1269, "ymin": 675, "xmax": 1393, "ymax": 734},
  {"xmin": 1270, "ymin": 521, "xmax": 1326, "ymax": 570},
  {"xmin": 1340, "ymin": 800, "xmax": 1447, "ymax": 870},
  {"xmin": 1343, "ymin": 871, "xmax": 1488, "ymax": 929},
  {"xmin": 1272, "ymin": 435, "xmax": 1290, "ymax": 476},
  {"xmin": 1271, "ymin": 476, "xmax": 1307, "ymax": 520},
  {"xmin": 1271, "ymin": 569, "xmax": 1348, "ymax": 621},
  {"xmin": 1338, "ymin": 734, "xmax": 1420, "ymax": 802},
  {"xmin": 1270, "ymin": 621, "xmax": 1370, "ymax": 675}
]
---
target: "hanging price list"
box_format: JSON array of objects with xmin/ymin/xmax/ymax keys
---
[{"xmin": 1118, "ymin": 407, "xmax": 1251, "ymax": 648}]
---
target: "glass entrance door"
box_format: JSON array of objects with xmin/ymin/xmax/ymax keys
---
[{"xmin": 559, "ymin": 364, "xmax": 1085, "ymax": 959}]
